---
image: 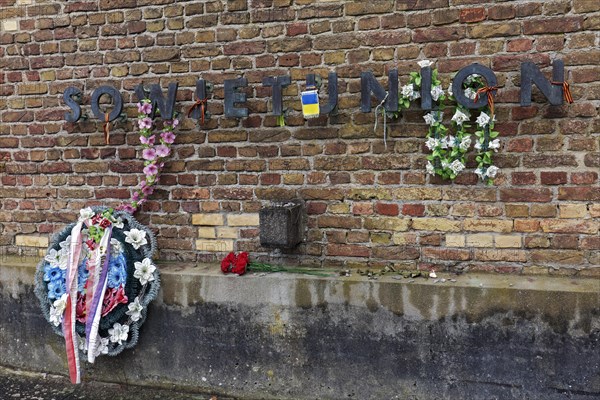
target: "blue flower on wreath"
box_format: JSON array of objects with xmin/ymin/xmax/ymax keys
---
[
  {"xmin": 47, "ymin": 279, "xmax": 66, "ymax": 300},
  {"xmin": 77, "ymin": 258, "xmax": 89, "ymax": 293},
  {"xmin": 43, "ymin": 263, "xmax": 65, "ymax": 283},
  {"xmin": 107, "ymin": 254, "xmax": 127, "ymax": 289}
]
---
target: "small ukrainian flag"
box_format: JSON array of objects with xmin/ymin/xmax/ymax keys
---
[{"xmin": 301, "ymin": 89, "xmax": 320, "ymax": 119}]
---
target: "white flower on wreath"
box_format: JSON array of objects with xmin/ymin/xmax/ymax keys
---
[
  {"xmin": 110, "ymin": 238, "xmax": 123, "ymax": 257},
  {"xmin": 426, "ymin": 161, "xmax": 435, "ymax": 176},
  {"xmin": 79, "ymin": 207, "xmax": 94, "ymax": 222},
  {"xmin": 423, "ymin": 112, "xmax": 439, "ymax": 126},
  {"xmin": 126, "ymin": 297, "xmax": 144, "ymax": 322},
  {"xmin": 441, "ymin": 159, "xmax": 450, "ymax": 169},
  {"xmin": 108, "ymin": 322, "xmax": 129, "ymax": 345},
  {"xmin": 401, "ymin": 84, "xmax": 414, "ymax": 98},
  {"xmin": 447, "ymin": 83, "xmax": 453, "ymax": 97},
  {"xmin": 124, "ymin": 228, "xmax": 147, "ymax": 250},
  {"xmin": 425, "ymin": 137, "xmax": 439, "ymax": 150},
  {"xmin": 464, "ymin": 87, "xmax": 477, "ymax": 100},
  {"xmin": 475, "ymin": 167, "xmax": 486, "ymax": 180},
  {"xmin": 134, "ymin": 258, "xmax": 156, "ymax": 285},
  {"xmin": 417, "ymin": 60, "xmax": 433, "ymax": 68},
  {"xmin": 459, "ymin": 136, "xmax": 472, "ymax": 151},
  {"xmin": 49, "ymin": 294, "xmax": 68, "ymax": 326},
  {"xmin": 443, "ymin": 135, "xmax": 454, "ymax": 149},
  {"xmin": 451, "ymin": 109, "xmax": 470, "ymax": 125},
  {"xmin": 474, "ymin": 141, "xmax": 482, "ymax": 151},
  {"xmin": 476, "ymin": 112, "xmax": 492, "ymax": 128},
  {"xmin": 449, "ymin": 160, "xmax": 465, "ymax": 175},
  {"xmin": 431, "ymin": 85, "xmax": 444, "ymax": 101},
  {"xmin": 486, "ymin": 165, "xmax": 499, "ymax": 178},
  {"xmin": 94, "ymin": 337, "xmax": 109, "ymax": 357},
  {"xmin": 489, "ymin": 138, "xmax": 501, "ymax": 152},
  {"xmin": 440, "ymin": 136, "xmax": 452, "ymax": 149},
  {"xmin": 113, "ymin": 217, "xmax": 124, "ymax": 229}
]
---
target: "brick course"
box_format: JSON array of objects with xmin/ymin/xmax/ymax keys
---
[{"xmin": 0, "ymin": 0, "xmax": 598, "ymax": 275}]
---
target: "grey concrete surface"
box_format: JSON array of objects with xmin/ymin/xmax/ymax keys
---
[
  {"xmin": 1, "ymin": 257, "xmax": 599, "ymax": 400},
  {"xmin": 0, "ymin": 366, "xmax": 231, "ymax": 400}
]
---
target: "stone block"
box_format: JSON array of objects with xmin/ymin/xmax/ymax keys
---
[{"xmin": 259, "ymin": 203, "xmax": 304, "ymax": 248}]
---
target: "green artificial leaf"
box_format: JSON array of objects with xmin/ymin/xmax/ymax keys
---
[
  {"xmin": 415, "ymin": 76, "xmax": 421, "ymax": 86},
  {"xmin": 490, "ymin": 130, "xmax": 499, "ymax": 138}
]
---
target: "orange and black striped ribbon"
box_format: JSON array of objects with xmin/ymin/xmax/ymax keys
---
[
  {"xmin": 551, "ymin": 81, "xmax": 574, "ymax": 104},
  {"xmin": 188, "ymin": 98, "xmax": 208, "ymax": 125},
  {"xmin": 103, "ymin": 113, "xmax": 110, "ymax": 145},
  {"xmin": 474, "ymin": 86, "xmax": 499, "ymax": 117}
]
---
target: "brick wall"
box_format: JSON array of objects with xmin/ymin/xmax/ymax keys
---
[{"xmin": 0, "ymin": 0, "xmax": 598, "ymax": 275}]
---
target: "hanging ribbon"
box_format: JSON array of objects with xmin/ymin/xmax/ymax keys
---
[
  {"xmin": 474, "ymin": 86, "xmax": 499, "ymax": 118},
  {"xmin": 187, "ymin": 97, "xmax": 208, "ymax": 125},
  {"xmin": 551, "ymin": 81, "xmax": 574, "ymax": 104},
  {"xmin": 63, "ymin": 221, "xmax": 84, "ymax": 384},
  {"xmin": 103, "ymin": 113, "xmax": 111, "ymax": 145},
  {"xmin": 86, "ymin": 226, "xmax": 112, "ymax": 363},
  {"xmin": 374, "ymin": 93, "xmax": 389, "ymax": 149}
]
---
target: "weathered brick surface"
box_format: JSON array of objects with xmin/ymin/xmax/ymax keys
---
[{"xmin": 0, "ymin": 0, "xmax": 598, "ymax": 274}]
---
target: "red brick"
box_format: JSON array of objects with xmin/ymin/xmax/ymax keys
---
[
  {"xmin": 375, "ymin": 203, "xmax": 399, "ymax": 216},
  {"xmin": 459, "ymin": 8, "xmax": 486, "ymax": 23},
  {"xmin": 540, "ymin": 171, "xmax": 568, "ymax": 185},
  {"xmin": 402, "ymin": 204, "xmax": 425, "ymax": 217}
]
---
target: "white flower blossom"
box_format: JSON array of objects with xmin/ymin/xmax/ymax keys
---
[
  {"xmin": 451, "ymin": 109, "xmax": 470, "ymax": 125},
  {"xmin": 49, "ymin": 294, "xmax": 67, "ymax": 326},
  {"xmin": 94, "ymin": 337, "xmax": 109, "ymax": 357},
  {"xmin": 425, "ymin": 137, "xmax": 440, "ymax": 150},
  {"xmin": 474, "ymin": 141, "xmax": 482, "ymax": 151},
  {"xmin": 447, "ymin": 83, "xmax": 453, "ymax": 97},
  {"xmin": 79, "ymin": 207, "xmax": 94, "ymax": 222},
  {"xmin": 44, "ymin": 248, "xmax": 61, "ymax": 266},
  {"xmin": 134, "ymin": 258, "xmax": 156, "ymax": 286},
  {"xmin": 108, "ymin": 323, "xmax": 129, "ymax": 345},
  {"xmin": 475, "ymin": 167, "xmax": 486, "ymax": 180},
  {"xmin": 124, "ymin": 229, "xmax": 148, "ymax": 250},
  {"xmin": 459, "ymin": 136, "xmax": 472, "ymax": 151},
  {"xmin": 445, "ymin": 135, "xmax": 456, "ymax": 148},
  {"xmin": 423, "ymin": 112, "xmax": 438, "ymax": 126},
  {"xmin": 464, "ymin": 87, "xmax": 477, "ymax": 100},
  {"xmin": 489, "ymin": 138, "xmax": 501, "ymax": 151},
  {"xmin": 431, "ymin": 85, "xmax": 444, "ymax": 101},
  {"xmin": 439, "ymin": 137, "xmax": 449, "ymax": 149},
  {"xmin": 126, "ymin": 297, "xmax": 144, "ymax": 322},
  {"xmin": 59, "ymin": 235, "xmax": 71, "ymax": 250},
  {"xmin": 476, "ymin": 112, "xmax": 491, "ymax": 128},
  {"xmin": 417, "ymin": 60, "xmax": 433, "ymax": 68},
  {"xmin": 449, "ymin": 160, "xmax": 465, "ymax": 175},
  {"xmin": 441, "ymin": 160, "xmax": 450, "ymax": 169},
  {"xmin": 110, "ymin": 238, "xmax": 123, "ymax": 257},
  {"xmin": 113, "ymin": 217, "xmax": 124, "ymax": 229},
  {"xmin": 465, "ymin": 74, "xmax": 481, "ymax": 85},
  {"xmin": 409, "ymin": 90, "xmax": 421, "ymax": 100},
  {"xmin": 401, "ymin": 84, "xmax": 414, "ymax": 98},
  {"xmin": 486, "ymin": 165, "xmax": 499, "ymax": 178},
  {"xmin": 426, "ymin": 162, "xmax": 435, "ymax": 176}
]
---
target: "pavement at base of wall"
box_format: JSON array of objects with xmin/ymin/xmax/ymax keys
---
[{"xmin": 0, "ymin": 366, "xmax": 236, "ymax": 400}]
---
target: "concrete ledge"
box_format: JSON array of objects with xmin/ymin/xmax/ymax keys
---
[{"xmin": 1, "ymin": 256, "xmax": 599, "ymax": 399}]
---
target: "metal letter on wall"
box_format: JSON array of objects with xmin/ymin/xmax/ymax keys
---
[
  {"xmin": 90, "ymin": 86, "xmax": 123, "ymax": 121},
  {"xmin": 420, "ymin": 66, "xmax": 433, "ymax": 110},
  {"xmin": 360, "ymin": 69, "xmax": 399, "ymax": 113},
  {"xmin": 520, "ymin": 60, "xmax": 564, "ymax": 106},
  {"xmin": 224, "ymin": 78, "xmax": 249, "ymax": 118},
  {"xmin": 262, "ymin": 75, "xmax": 292, "ymax": 116},
  {"xmin": 63, "ymin": 86, "xmax": 82, "ymax": 122},
  {"xmin": 452, "ymin": 63, "xmax": 498, "ymax": 109},
  {"xmin": 306, "ymin": 72, "xmax": 338, "ymax": 115},
  {"xmin": 134, "ymin": 83, "xmax": 178, "ymax": 119}
]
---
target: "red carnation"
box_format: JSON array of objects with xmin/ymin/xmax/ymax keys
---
[
  {"xmin": 221, "ymin": 252, "xmax": 249, "ymax": 275},
  {"xmin": 231, "ymin": 252, "xmax": 248, "ymax": 275},
  {"xmin": 91, "ymin": 214, "xmax": 103, "ymax": 225},
  {"xmin": 221, "ymin": 252, "xmax": 236, "ymax": 273},
  {"xmin": 99, "ymin": 218, "xmax": 111, "ymax": 229},
  {"xmin": 86, "ymin": 239, "xmax": 96, "ymax": 251}
]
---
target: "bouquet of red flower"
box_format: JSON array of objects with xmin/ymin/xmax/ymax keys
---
[{"xmin": 221, "ymin": 252, "xmax": 331, "ymax": 277}]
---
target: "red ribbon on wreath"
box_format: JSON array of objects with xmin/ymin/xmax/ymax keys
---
[
  {"xmin": 221, "ymin": 251, "xmax": 249, "ymax": 275},
  {"xmin": 474, "ymin": 86, "xmax": 499, "ymax": 118}
]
